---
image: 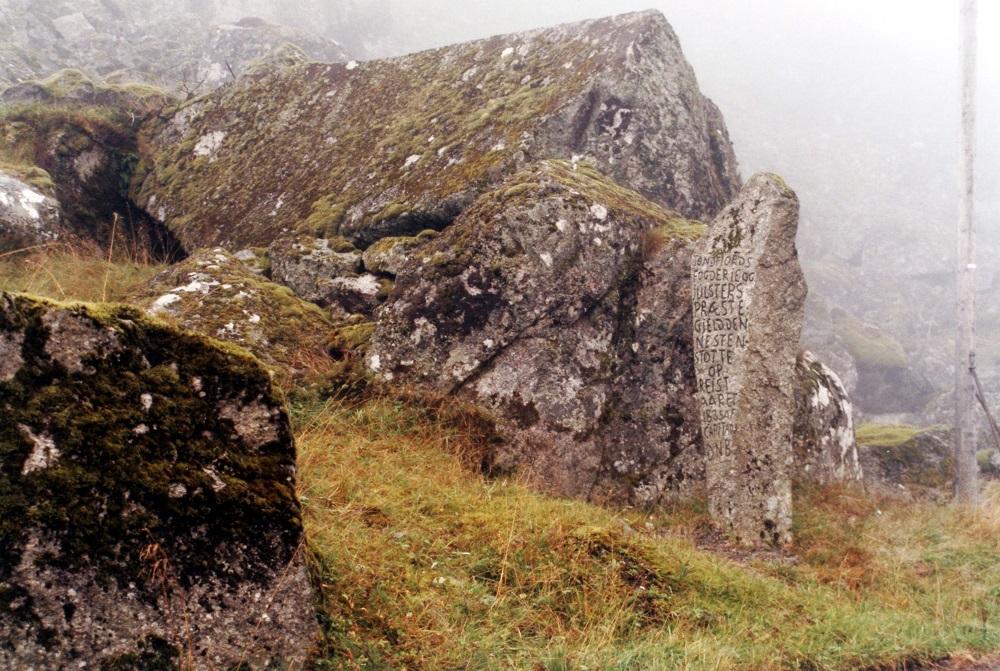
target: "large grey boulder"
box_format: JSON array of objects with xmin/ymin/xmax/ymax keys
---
[
  {"xmin": 365, "ymin": 162, "xmax": 848, "ymax": 508},
  {"xmin": 691, "ymin": 173, "xmax": 807, "ymax": 546},
  {"xmin": 132, "ymin": 10, "xmax": 740, "ymax": 251},
  {"xmin": 0, "ymin": 292, "xmax": 317, "ymax": 669}
]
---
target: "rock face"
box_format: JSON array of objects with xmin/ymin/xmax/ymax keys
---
[
  {"xmin": 132, "ymin": 10, "xmax": 740, "ymax": 251},
  {"xmin": 0, "ymin": 79, "xmax": 182, "ymax": 258},
  {"xmin": 0, "ymin": 171, "xmax": 60, "ymax": 250},
  {"xmin": 793, "ymin": 350, "xmax": 863, "ymax": 484},
  {"xmin": 0, "ymin": 1, "xmax": 349, "ymax": 93},
  {"xmin": 135, "ymin": 247, "xmax": 342, "ymax": 388},
  {"xmin": 0, "ymin": 292, "xmax": 317, "ymax": 669},
  {"xmin": 691, "ymin": 174, "xmax": 807, "ymax": 546},
  {"xmin": 362, "ymin": 161, "xmax": 848, "ymax": 506}
]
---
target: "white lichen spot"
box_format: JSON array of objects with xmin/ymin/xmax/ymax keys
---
[
  {"xmin": 461, "ymin": 65, "xmax": 478, "ymax": 82},
  {"xmin": 368, "ymin": 353, "xmax": 382, "ymax": 372},
  {"xmin": 555, "ymin": 219, "xmax": 568, "ymax": 232},
  {"xmin": 403, "ymin": 154, "xmax": 422, "ymax": 169},
  {"xmin": 593, "ymin": 237, "xmax": 603, "ymax": 246},
  {"xmin": 491, "ymin": 140, "xmax": 506, "ymax": 151},
  {"xmin": 193, "ymin": 130, "xmax": 226, "ymax": 158},
  {"xmin": 133, "ymin": 424, "xmax": 149, "ymax": 435},
  {"xmin": 562, "ymin": 61, "xmax": 574, "ymax": 69},
  {"xmin": 500, "ymin": 46, "xmax": 514, "ymax": 59},
  {"xmin": 539, "ymin": 252, "xmax": 553, "ymax": 268},
  {"xmin": 590, "ymin": 203, "xmax": 609, "ymax": 220},
  {"xmin": 345, "ymin": 60, "xmax": 358, "ymax": 70},
  {"xmin": 168, "ymin": 483, "xmax": 187, "ymax": 498},
  {"xmin": 483, "ymin": 338, "xmax": 495, "ymax": 349},
  {"xmin": 16, "ymin": 186, "xmax": 47, "ymax": 220},
  {"xmin": 19, "ymin": 426, "xmax": 60, "ymax": 475},
  {"xmin": 203, "ymin": 467, "xmax": 226, "ymax": 492},
  {"xmin": 140, "ymin": 393, "xmax": 153, "ymax": 411},
  {"xmin": 248, "ymin": 313, "xmax": 261, "ymax": 324},
  {"xmin": 520, "ymin": 74, "xmax": 531, "ymax": 85}
]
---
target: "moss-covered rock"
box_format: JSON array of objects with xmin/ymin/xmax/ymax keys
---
[
  {"xmin": 132, "ymin": 10, "xmax": 739, "ymax": 251},
  {"xmin": 134, "ymin": 248, "xmax": 342, "ymax": 390},
  {"xmin": 856, "ymin": 424, "xmax": 953, "ymax": 501},
  {"xmin": 0, "ymin": 291, "xmax": 317, "ymax": 669}
]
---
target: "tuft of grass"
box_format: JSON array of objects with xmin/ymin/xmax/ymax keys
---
[
  {"xmin": 0, "ymin": 246, "xmax": 164, "ymax": 303},
  {"xmin": 296, "ymin": 398, "xmax": 1000, "ymax": 670}
]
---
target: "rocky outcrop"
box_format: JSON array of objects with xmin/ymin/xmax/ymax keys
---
[
  {"xmin": 0, "ymin": 292, "xmax": 317, "ymax": 669},
  {"xmin": 0, "ymin": 1, "xmax": 349, "ymax": 93},
  {"xmin": 134, "ymin": 248, "xmax": 342, "ymax": 389},
  {"xmin": 691, "ymin": 174, "xmax": 807, "ymax": 546},
  {"xmin": 132, "ymin": 10, "xmax": 739, "ymax": 251},
  {"xmin": 0, "ymin": 80, "xmax": 182, "ymax": 258},
  {"xmin": 362, "ymin": 161, "xmax": 853, "ymax": 506},
  {"xmin": 793, "ymin": 350, "xmax": 862, "ymax": 484}
]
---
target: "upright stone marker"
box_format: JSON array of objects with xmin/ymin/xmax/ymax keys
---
[{"xmin": 691, "ymin": 173, "xmax": 807, "ymax": 546}]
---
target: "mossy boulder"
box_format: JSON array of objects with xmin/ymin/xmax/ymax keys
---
[
  {"xmin": 134, "ymin": 248, "xmax": 342, "ymax": 389},
  {"xmin": 856, "ymin": 424, "xmax": 953, "ymax": 501},
  {"xmin": 0, "ymin": 292, "xmax": 317, "ymax": 669},
  {"xmin": 132, "ymin": 10, "xmax": 739, "ymax": 251}
]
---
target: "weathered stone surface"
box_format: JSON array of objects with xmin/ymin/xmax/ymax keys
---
[
  {"xmin": 0, "ymin": 85, "xmax": 182, "ymax": 258},
  {"xmin": 361, "ymin": 229, "xmax": 440, "ymax": 277},
  {"xmin": 0, "ymin": 292, "xmax": 317, "ymax": 669},
  {"xmin": 269, "ymin": 235, "xmax": 363, "ymax": 303},
  {"xmin": 691, "ymin": 173, "xmax": 807, "ymax": 546},
  {"xmin": 361, "ymin": 161, "xmax": 844, "ymax": 507},
  {"xmin": 0, "ymin": 170, "xmax": 60, "ymax": 251},
  {"xmin": 134, "ymin": 247, "xmax": 341, "ymax": 388},
  {"xmin": 367, "ymin": 160, "xmax": 688, "ymax": 499},
  {"xmin": 132, "ymin": 10, "xmax": 739, "ymax": 251},
  {"xmin": 0, "ymin": 2, "xmax": 349, "ymax": 93},
  {"xmin": 793, "ymin": 350, "xmax": 862, "ymax": 484}
]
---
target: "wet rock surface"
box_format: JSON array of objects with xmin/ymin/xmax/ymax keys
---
[
  {"xmin": 132, "ymin": 10, "xmax": 739, "ymax": 251},
  {"xmin": 691, "ymin": 173, "xmax": 807, "ymax": 546},
  {"xmin": 0, "ymin": 292, "xmax": 317, "ymax": 669}
]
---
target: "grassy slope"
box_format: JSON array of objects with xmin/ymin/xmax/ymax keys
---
[
  {"xmin": 296, "ymin": 398, "xmax": 1000, "ymax": 671},
  {"xmin": 4, "ymin": 253, "xmax": 1000, "ymax": 669}
]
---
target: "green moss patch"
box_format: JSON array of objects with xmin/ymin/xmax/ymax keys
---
[{"xmin": 0, "ymin": 292, "xmax": 300, "ymax": 592}]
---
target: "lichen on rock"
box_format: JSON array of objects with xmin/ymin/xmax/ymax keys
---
[
  {"xmin": 0, "ymin": 291, "xmax": 317, "ymax": 669},
  {"xmin": 134, "ymin": 247, "xmax": 342, "ymax": 389},
  {"xmin": 132, "ymin": 10, "xmax": 739, "ymax": 251}
]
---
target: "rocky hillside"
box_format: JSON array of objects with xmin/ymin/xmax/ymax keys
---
[
  {"xmin": 0, "ymin": 0, "xmax": 349, "ymax": 93},
  {"xmin": 132, "ymin": 10, "xmax": 740, "ymax": 251}
]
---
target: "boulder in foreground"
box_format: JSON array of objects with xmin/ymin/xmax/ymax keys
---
[{"xmin": 0, "ymin": 292, "xmax": 317, "ymax": 669}]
